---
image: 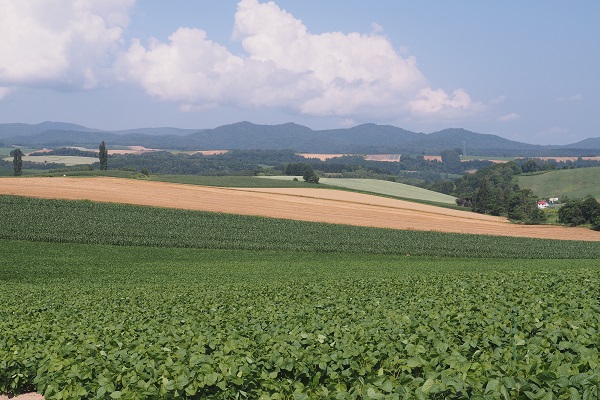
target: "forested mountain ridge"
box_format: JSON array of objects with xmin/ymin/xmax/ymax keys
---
[{"xmin": 1, "ymin": 121, "xmax": 598, "ymax": 156}]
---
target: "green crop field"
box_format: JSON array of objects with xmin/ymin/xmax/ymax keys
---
[
  {"xmin": 1, "ymin": 195, "xmax": 600, "ymax": 399},
  {"xmin": 518, "ymin": 167, "xmax": 600, "ymax": 200},
  {"xmin": 2, "ymin": 196, "xmax": 600, "ymax": 259},
  {"xmin": 259, "ymin": 177, "xmax": 457, "ymax": 205}
]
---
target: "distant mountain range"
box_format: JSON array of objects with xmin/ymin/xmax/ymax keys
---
[{"xmin": 1, "ymin": 121, "xmax": 599, "ymax": 157}]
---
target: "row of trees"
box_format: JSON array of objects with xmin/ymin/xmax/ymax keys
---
[
  {"xmin": 29, "ymin": 147, "xmax": 98, "ymax": 157},
  {"xmin": 518, "ymin": 157, "xmax": 600, "ymax": 171}
]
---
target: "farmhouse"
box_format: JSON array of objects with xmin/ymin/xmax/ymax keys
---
[{"xmin": 537, "ymin": 200, "xmax": 549, "ymax": 209}]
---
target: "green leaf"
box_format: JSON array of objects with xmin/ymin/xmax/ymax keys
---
[
  {"xmin": 537, "ymin": 371, "xmax": 557, "ymax": 383},
  {"xmin": 500, "ymin": 385, "xmax": 510, "ymax": 400},
  {"xmin": 366, "ymin": 387, "xmax": 384, "ymax": 399},
  {"xmin": 97, "ymin": 387, "xmax": 107, "ymax": 398},
  {"xmin": 485, "ymin": 379, "xmax": 500, "ymax": 394},
  {"xmin": 421, "ymin": 379, "xmax": 435, "ymax": 395}
]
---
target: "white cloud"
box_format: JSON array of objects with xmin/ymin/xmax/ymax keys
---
[
  {"xmin": 1, "ymin": 0, "xmax": 484, "ymax": 123},
  {"xmin": 409, "ymin": 88, "xmax": 483, "ymax": 118},
  {"xmin": 498, "ymin": 112, "xmax": 520, "ymax": 122},
  {"xmin": 119, "ymin": 0, "xmax": 482, "ymax": 122},
  {"xmin": 0, "ymin": 0, "xmax": 134, "ymax": 91}
]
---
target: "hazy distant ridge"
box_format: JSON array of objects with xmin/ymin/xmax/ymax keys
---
[{"xmin": 1, "ymin": 121, "xmax": 598, "ymax": 156}]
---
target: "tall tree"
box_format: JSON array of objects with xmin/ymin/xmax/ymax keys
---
[
  {"xmin": 99, "ymin": 141, "xmax": 108, "ymax": 170},
  {"xmin": 12, "ymin": 148, "xmax": 23, "ymax": 176}
]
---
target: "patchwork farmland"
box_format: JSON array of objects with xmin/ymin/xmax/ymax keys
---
[{"xmin": 0, "ymin": 176, "xmax": 598, "ymax": 241}]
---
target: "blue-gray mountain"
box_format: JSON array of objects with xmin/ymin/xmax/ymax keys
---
[{"xmin": 1, "ymin": 121, "xmax": 598, "ymax": 157}]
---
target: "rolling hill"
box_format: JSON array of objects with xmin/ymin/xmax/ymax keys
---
[
  {"xmin": 517, "ymin": 166, "xmax": 600, "ymax": 200},
  {"xmin": 2, "ymin": 176, "xmax": 598, "ymax": 241}
]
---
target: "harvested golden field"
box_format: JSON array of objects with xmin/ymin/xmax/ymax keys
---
[{"xmin": 1, "ymin": 177, "xmax": 598, "ymax": 241}]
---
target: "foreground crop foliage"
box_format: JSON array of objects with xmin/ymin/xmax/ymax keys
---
[{"xmin": 1, "ymin": 195, "xmax": 600, "ymax": 399}]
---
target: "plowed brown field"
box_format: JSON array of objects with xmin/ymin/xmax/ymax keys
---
[{"xmin": 1, "ymin": 177, "xmax": 598, "ymax": 241}]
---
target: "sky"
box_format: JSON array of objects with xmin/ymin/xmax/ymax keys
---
[{"xmin": 0, "ymin": 1, "xmax": 598, "ymax": 145}]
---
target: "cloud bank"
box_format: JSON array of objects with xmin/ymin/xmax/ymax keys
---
[
  {"xmin": 2, "ymin": 0, "xmax": 482, "ymax": 124},
  {"xmin": 119, "ymin": 0, "xmax": 482, "ymax": 121},
  {"xmin": 0, "ymin": 0, "xmax": 135, "ymax": 93}
]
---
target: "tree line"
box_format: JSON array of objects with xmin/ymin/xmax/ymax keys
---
[{"xmin": 558, "ymin": 196, "xmax": 600, "ymax": 230}]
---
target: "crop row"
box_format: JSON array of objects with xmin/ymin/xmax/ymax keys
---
[
  {"xmin": 2, "ymin": 195, "xmax": 600, "ymax": 258},
  {"xmin": 1, "ymin": 240, "xmax": 599, "ymax": 399}
]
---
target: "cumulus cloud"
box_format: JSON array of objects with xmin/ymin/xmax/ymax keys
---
[
  {"xmin": 1, "ymin": 0, "xmax": 483, "ymax": 123},
  {"xmin": 0, "ymin": 0, "xmax": 134, "ymax": 91},
  {"xmin": 409, "ymin": 88, "xmax": 482, "ymax": 119},
  {"xmin": 498, "ymin": 112, "xmax": 521, "ymax": 122},
  {"xmin": 119, "ymin": 0, "xmax": 482, "ymax": 122}
]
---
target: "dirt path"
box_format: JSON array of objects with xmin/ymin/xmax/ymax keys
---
[{"xmin": 1, "ymin": 177, "xmax": 598, "ymax": 241}]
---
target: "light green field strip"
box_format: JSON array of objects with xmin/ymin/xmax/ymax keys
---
[
  {"xmin": 258, "ymin": 176, "xmax": 457, "ymax": 204},
  {"xmin": 2, "ymin": 155, "xmax": 97, "ymax": 166},
  {"xmin": 518, "ymin": 166, "xmax": 600, "ymax": 200}
]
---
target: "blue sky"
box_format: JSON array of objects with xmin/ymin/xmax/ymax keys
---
[{"xmin": 0, "ymin": 1, "xmax": 598, "ymax": 145}]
